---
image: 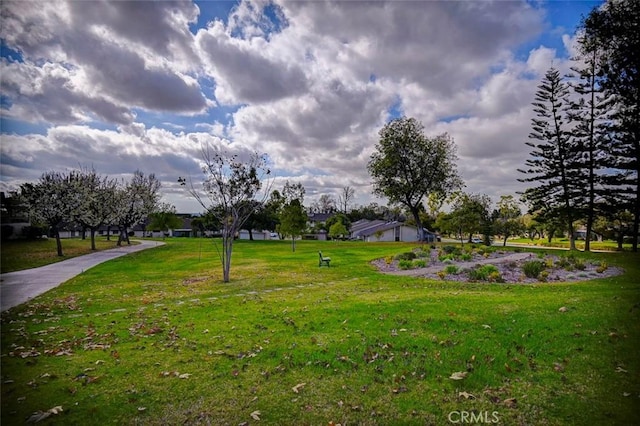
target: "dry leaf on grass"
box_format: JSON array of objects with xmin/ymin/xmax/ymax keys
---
[
  {"xmin": 26, "ymin": 406, "xmax": 63, "ymax": 423},
  {"xmin": 292, "ymin": 383, "xmax": 306, "ymax": 393},
  {"xmin": 250, "ymin": 410, "xmax": 261, "ymax": 420},
  {"xmin": 449, "ymin": 371, "xmax": 467, "ymax": 380},
  {"xmin": 458, "ymin": 391, "xmax": 475, "ymax": 399},
  {"xmin": 503, "ymin": 397, "xmax": 517, "ymax": 408}
]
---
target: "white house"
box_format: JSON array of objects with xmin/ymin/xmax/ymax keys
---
[
  {"xmin": 355, "ymin": 221, "xmax": 419, "ymax": 242},
  {"xmin": 350, "ymin": 219, "xmax": 440, "ymax": 243},
  {"xmin": 238, "ymin": 230, "xmax": 279, "ymax": 240}
]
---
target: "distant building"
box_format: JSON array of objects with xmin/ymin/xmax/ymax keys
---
[{"xmin": 349, "ymin": 219, "xmax": 439, "ymax": 243}]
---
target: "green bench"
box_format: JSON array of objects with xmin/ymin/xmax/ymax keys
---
[{"xmin": 318, "ymin": 251, "xmax": 331, "ymax": 267}]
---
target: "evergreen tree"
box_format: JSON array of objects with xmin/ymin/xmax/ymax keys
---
[
  {"xmin": 581, "ymin": 0, "xmax": 640, "ymax": 251},
  {"xmin": 567, "ymin": 45, "xmax": 614, "ymax": 251},
  {"xmin": 519, "ymin": 67, "xmax": 582, "ymax": 250}
]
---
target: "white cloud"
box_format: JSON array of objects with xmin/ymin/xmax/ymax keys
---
[{"xmin": 1, "ymin": 0, "xmax": 583, "ymax": 212}]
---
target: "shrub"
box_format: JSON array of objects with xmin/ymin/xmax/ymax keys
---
[
  {"xmin": 439, "ymin": 254, "xmax": 455, "ymax": 262},
  {"xmin": 539, "ymin": 270, "xmax": 550, "ymax": 282},
  {"xmin": 487, "ymin": 271, "xmax": 504, "ymax": 283},
  {"xmin": 413, "ymin": 259, "xmax": 427, "ymax": 268},
  {"xmin": 443, "ymin": 245, "xmax": 459, "ymax": 255},
  {"xmin": 444, "ymin": 265, "xmax": 459, "ymax": 275},
  {"xmin": 437, "ymin": 270, "xmax": 447, "ymax": 280},
  {"xmin": 460, "ymin": 253, "xmax": 472, "ymax": 261},
  {"xmin": 396, "ymin": 252, "xmax": 417, "ymax": 261},
  {"xmin": 414, "ymin": 248, "xmax": 430, "ymax": 258},
  {"xmin": 596, "ymin": 261, "xmax": 608, "ymax": 273},
  {"xmin": 385, "ymin": 256, "xmax": 394, "ymax": 265},
  {"xmin": 573, "ymin": 258, "xmax": 586, "ymax": 271},
  {"xmin": 523, "ymin": 261, "xmax": 545, "ymax": 278},
  {"xmin": 469, "ymin": 264, "xmax": 499, "ymax": 281},
  {"xmin": 398, "ymin": 259, "xmax": 414, "ymax": 270}
]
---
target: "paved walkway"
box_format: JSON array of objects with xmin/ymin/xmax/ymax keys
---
[{"xmin": 1, "ymin": 240, "xmax": 165, "ymax": 312}]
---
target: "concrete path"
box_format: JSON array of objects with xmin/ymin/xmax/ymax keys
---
[
  {"xmin": 386, "ymin": 252, "xmax": 535, "ymax": 276},
  {"xmin": 1, "ymin": 240, "xmax": 165, "ymax": 312}
]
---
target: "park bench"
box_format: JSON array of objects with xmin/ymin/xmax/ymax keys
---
[{"xmin": 318, "ymin": 251, "xmax": 331, "ymax": 267}]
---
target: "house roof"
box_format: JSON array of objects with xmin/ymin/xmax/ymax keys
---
[
  {"xmin": 358, "ymin": 221, "xmax": 416, "ymax": 237},
  {"xmin": 308, "ymin": 212, "xmax": 334, "ymax": 223},
  {"xmin": 350, "ymin": 219, "xmax": 386, "ymax": 237}
]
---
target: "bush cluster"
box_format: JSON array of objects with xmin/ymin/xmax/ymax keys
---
[
  {"xmin": 395, "ymin": 252, "xmax": 417, "ymax": 261},
  {"xmin": 523, "ymin": 260, "xmax": 545, "ymax": 278},
  {"xmin": 468, "ymin": 264, "xmax": 501, "ymax": 282}
]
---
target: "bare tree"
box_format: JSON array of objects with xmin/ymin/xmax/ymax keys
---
[
  {"xmin": 338, "ymin": 186, "xmax": 355, "ymax": 214},
  {"xmin": 180, "ymin": 146, "xmax": 270, "ymax": 282}
]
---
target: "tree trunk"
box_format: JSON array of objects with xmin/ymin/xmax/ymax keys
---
[
  {"xmin": 408, "ymin": 205, "xmax": 424, "ymax": 241},
  {"xmin": 54, "ymin": 227, "xmax": 64, "ymax": 257},
  {"xmin": 90, "ymin": 228, "xmax": 97, "ymax": 250},
  {"xmin": 633, "ymin": 166, "xmax": 640, "ymax": 252},
  {"xmin": 222, "ymin": 235, "xmax": 232, "ymax": 283},
  {"xmin": 248, "ymin": 229, "xmax": 254, "ymax": 241},
  {"xmin": 568, "ymin": 222, "xmax": 577, "ymax": 251},
  {"xmin": 503, "ymin": 235, "xmax": 508, "ymax": 247}
]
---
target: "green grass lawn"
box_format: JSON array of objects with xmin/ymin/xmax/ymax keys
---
[
  {"xmin": 1, "ymin": 237, "xmax": 131, "ymax": 273},
  {"xmin": 1, "ymin": 239, "xmax": 639, "ymax": 425},
  {"xmin": 508, "ymin": 237, "xmax": 632, "ymax": 252}
]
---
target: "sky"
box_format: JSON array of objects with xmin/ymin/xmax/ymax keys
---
[{"xmin": 0, "ymin": 0, "xmax": 604, "ymax": 214}]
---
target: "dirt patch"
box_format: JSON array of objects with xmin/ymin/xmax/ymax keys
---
[{"xmin": 372, "ymin": 247, "xmax": 623, "ymax": 283}]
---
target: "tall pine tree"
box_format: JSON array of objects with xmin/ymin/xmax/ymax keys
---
[
  {"xmin": 581, "ymin": 0, "xmax": 640, "ymax": 251},
  {"xmin": 519, "ymin": 68, "xmax": 582, "ymax": 250},
  {"xmin": 567, "ymin": 46, "xmax": 614, "ymax": 251}
]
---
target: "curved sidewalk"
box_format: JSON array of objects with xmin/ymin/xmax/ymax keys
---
[{"xmin": 1, "ymin": 240, "xmax": 165, "ymax": 312}]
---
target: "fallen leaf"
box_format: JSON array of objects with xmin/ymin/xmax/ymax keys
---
[
  {"xmin": 622, "ymin": 392, "xmax": 630, "ymax": 397},
  {"xmin": 449, "ymin": 371, "xmax": 467, "ymax": 380},
  {"xmin": 292, "ymin": 383, "xmax": 306, "ymax": 393},
  {"xmin": 615, "ymin": 366, "xmax": 628, "ymax": 373},
  {"xmin": 250, "ymin": 410, "xmax": 261, "ymax": 421},
  {"xmin": 178, "ymin": 373, "xmax": 191, "ymax": 379},
  {"xmin": 482, "ymin": 324, "xmax": 491, "ymax": 329},
  {"xmin": 558, "ymin": 306, "xmax": 568, "ymax": 313},
  {"xmin": 553, "ymin": 362, "xmax": 565, "ymax": 372},
  {"xmin": 137, "ymin": 407, "xmax": 147, "ymax": 412},
  {"xmin": 26, "ymin": 406, "xmax": 63, "ymax": 423},
  {"xmin": 458, "ymin": 391, "xmax": 475, "ymax": 399},
  {"xmin": 503, "ymin": 398, "xmax": 517, "ymax": 408}
]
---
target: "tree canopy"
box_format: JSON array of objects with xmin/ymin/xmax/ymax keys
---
[{"xmin": 368, "ymin": 117, "xmax": 463, "ymax": 240}]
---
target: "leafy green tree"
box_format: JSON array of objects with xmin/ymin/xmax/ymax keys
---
[
  {"xmin": 180, "ymin": 148, "xmax": 270, "ymax": 282},
  {"xmin": 148, "ymin": 203, "xmax": 183, "ymax": 239},
  {"xmin": 492, "ymin": 195, "xmax": 524, "ymax": 246},
  {"xmin": 449, "ymin": 193, "xmax": 492, "ymax": 244},
  {"xmin": 368, "ymin": 117, "xmax": 463, "ymax": 240},
  {"xmin": 519, "ymin": 68, "xmax": 582, "ymax": 250},
  {"xmin": 581, "ymin": 0, "xmax": 640, "ymax": 251},
  {"xmin": 279, "ymin": 199, "xmax": 307, "ymax": 252},
  {"xmin": 328, "ymin": 222, "xmax": 348, "ymax": 240}
]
